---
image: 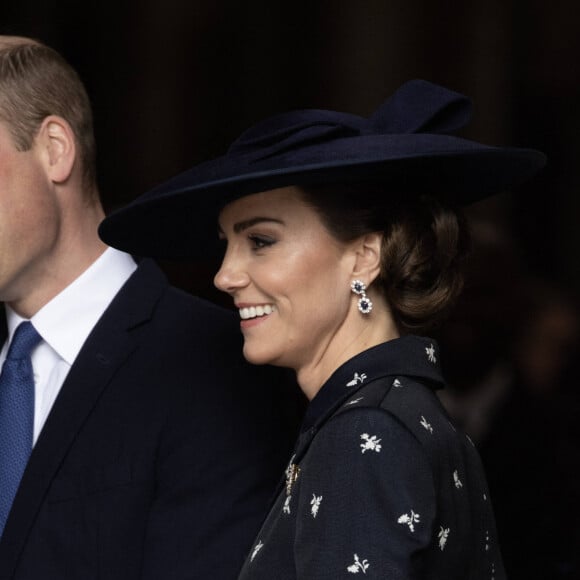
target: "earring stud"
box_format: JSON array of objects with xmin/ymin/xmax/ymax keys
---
[{"xmin": 351, "ymin": 279, "xmax": 373, "ymax": 314}]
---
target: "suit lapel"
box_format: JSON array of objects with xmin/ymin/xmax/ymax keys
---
[{"xmin": 0, "ymin": 260, "xmax": 167, "ymax": 577}]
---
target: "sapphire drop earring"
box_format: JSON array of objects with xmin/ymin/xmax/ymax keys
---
[{"xmin": 351, "ymin": 279, "xmax": 373, "ymax": 314}]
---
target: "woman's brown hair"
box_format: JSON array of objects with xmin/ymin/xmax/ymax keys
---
[{"xmin": 300, "ymin": 183, "xmax": 470, "ymax": 333}]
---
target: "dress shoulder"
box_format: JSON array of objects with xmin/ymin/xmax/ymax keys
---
[{"xmin": 334, "ymin": 375, "xmax": 476, "ymax": 489}]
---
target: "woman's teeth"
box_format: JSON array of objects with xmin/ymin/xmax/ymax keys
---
[{"xmin": 239, "ymin": 305, "xmax": 276, "ymax": 320}]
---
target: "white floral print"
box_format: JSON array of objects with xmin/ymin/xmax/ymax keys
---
[
  {"xmin": 425, "ymin": 343, "xmax": 437, "ymax": 363},
  {"xmin": 250, "ymin": 540, "xmax": 264, "ymax": 562},
  {"xmin": 453, "ymin": 470, "xmax": 463, "ymax": 489},
  {"xmin": 420, "ymin": 415, "xmax": 433, "ymax": 434},
  {"xmin": 393, "ymin": 378, "xmax": 403, "ymax": 387},
  {"xmin": 347, "ymin": 554, "xmax": 370, "ymax": 574},
  {"xmin": 310, "ymin": 494, "xmax": 323, "ymax": 518},
  {"xmin": 398, "ymin": 510, "xmax": 421, "ymax": 532},
  {"xmin": 346, "ymin": 372, "xmax": 367, "ymax": 387},
  {"xmin": 360, "ymin": 433, "xmax": 382, "ymax": 454},
  {"xmin": 283, "ymin": 495, "xmax": 291, "ymax": 515},
  {"xmin": 345, "ymin": 396, "xmax": 364, "ymax": 406},
  {"xmin": 438, "ymin": 526, "xmax": 450, "ymax": 550}
]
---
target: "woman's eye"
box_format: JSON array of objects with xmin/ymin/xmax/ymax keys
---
[{"xmin": 249, "ymin": 235, "xmax": 275, "ymax": 249}]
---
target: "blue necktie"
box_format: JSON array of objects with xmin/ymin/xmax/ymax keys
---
[{"xmin": 0, "ymin": 321, "xmax": 41, "ymax": 536}]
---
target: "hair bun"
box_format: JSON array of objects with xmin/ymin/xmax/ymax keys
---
[{"xmin": 381, "ymin": 196, "xmax": 470, "ymax": 332}]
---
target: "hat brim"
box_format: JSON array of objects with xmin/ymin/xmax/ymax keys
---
[{"xmin": 99, "ymin": 134, "xmax": 545, "ymax": 259}]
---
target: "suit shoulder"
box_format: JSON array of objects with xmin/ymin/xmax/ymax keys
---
[
  {"xmin": 161, "ymin": 285, "xmax": 234, "ymax": 319},
  {"xmin": 153, "ymin": 285, "xmax": 239, "ymax": 340}
]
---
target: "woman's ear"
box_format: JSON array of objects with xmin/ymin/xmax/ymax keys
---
[
  {"xmin": 351, "ymin": 232, "xmax": 383, "ymax": 284},
  {"xmin": 35, "ymin": 115, "xmax": 76, "ymax": 184}
]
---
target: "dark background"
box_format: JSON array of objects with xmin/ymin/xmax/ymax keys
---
[{"xmin": 1, "ymin": 2, "xmax": 579, "ymax": 578}]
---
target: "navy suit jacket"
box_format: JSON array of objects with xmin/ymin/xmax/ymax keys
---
[{"xmin": 0, "ymin": 260, "xmax": 298, "ymax": 579}]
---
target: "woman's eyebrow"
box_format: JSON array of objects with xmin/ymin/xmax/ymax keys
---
[{"xmin": 233, "ymin": 216, "xmax": 284, "ymax": 234}]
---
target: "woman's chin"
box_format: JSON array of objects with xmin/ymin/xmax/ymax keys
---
[
  {"xmin": 242, "ymin": 344, "xmax": 285, "ymax": 367},
  {"xmin": 243, "ymin": 345, "xmax": 273, "ymax": 366}
]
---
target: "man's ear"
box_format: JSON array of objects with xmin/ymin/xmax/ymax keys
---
[
  {"xmin": 351, "ymin": 232, "xmax": 383, "ymax": 285},
  {"xmin": 35, "ymin": 115, "xmax": 76, "ymax": 183}
]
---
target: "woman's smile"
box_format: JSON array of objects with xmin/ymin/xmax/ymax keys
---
[
  {"xmin": 238, "ymin": 303, "xmax": 277, "ymax": 329},
  {"xmin": 238, "ymin": 304, "xmax": 276, "ymax": 320}
]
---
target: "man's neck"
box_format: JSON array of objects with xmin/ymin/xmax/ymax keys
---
[{"xmin": 8, "ymin": 202, "xmax": 108, "ymax": 319}]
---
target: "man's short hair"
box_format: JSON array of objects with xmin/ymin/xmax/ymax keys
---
[{"xmin": 0, "ymin": 36, "xmax": 97, "ymax": 189}]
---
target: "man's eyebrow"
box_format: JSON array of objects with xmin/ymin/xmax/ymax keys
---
[{"xmin": 232, "ymin": 216, "xmax": 284, "ymax": 234}]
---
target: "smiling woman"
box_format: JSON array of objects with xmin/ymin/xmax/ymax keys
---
[
  {"xmin": 100, "ymin": 80, "xmax": 546, "ymax": 579},
  {"xmin": 215, "ymin": 186, "xmax": 401, "ymax": 399}
]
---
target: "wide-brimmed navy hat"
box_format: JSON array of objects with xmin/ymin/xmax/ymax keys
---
[{"xmin": 99, "ymin": 79, "xmax": 546, "ymax": 259}]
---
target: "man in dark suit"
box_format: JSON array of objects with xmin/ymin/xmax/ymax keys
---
[{"xmin": 0, "ymin": 36, "xmax": 297, "ymax": 579}]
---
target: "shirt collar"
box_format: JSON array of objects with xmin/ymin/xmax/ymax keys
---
[
  {"xmin": 301, "ymin": 335, "xmax": 445, "ymax": 432},
  {"xmin": 6, "ymin": 248, "xmax": 137, "ymax": 364}
]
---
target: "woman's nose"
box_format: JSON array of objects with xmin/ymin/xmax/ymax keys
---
[{"xmin": 214, "ymin": 253, "xmax": 249, "ymax": 294}]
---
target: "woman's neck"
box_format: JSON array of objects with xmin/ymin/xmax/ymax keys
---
[{"xmin": 296, "ymin": 306, "xmax": 399, "ymax": 400}]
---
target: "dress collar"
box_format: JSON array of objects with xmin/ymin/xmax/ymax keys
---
[{"xmin": 301, "ymin": 335, "xmax": 445, "ymax": 432}]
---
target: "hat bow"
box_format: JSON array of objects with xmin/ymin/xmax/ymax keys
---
[{"xmin": 229, "ymin": 79, "xmax": 472, "ymax": 160}]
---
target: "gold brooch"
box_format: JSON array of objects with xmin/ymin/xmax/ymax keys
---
[{"xmin": 285, "ymin": 455, "xmax": 301, "ymax": 496}]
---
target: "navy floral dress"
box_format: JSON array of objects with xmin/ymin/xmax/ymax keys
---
[{"xmin": 238, "ymin": 336, "xmax": 505, "ymax": 579}]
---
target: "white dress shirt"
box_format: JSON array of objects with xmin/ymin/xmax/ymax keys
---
[{"xmin": 0, "ymin": 248, "xmax": 137, "ymax": 445}]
